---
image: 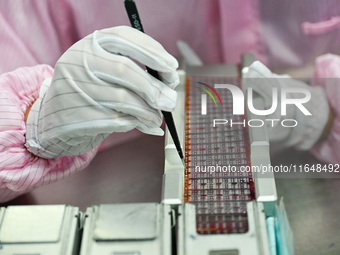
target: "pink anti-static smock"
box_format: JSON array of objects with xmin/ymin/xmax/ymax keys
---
[
  {"xmin": 0, "ymin": 65, "xmax": 98, "ymax": 202},
  {"xmin": 1, "ymin": 0, "xmax": 340, "ymax": 202},
  {"xmin": 311, "ymin": 54, "xmax": 340, "ymax": 164}
]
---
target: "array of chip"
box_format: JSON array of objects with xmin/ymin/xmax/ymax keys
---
[{"xmin": 184, "ymin": 76, "xmax": 255, "ymax": 234}]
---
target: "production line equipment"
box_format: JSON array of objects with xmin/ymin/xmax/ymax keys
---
[
  {"xmin": 163, "ymin": 53, "xmax": 277, "ymax": 255},
  {"xmin": 0, "ymin": 54, "xmax": 278, "ymax": 255}
]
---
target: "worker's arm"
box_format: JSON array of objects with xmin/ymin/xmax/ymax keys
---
[
  {"xmin": 1, "ymin": 26, "xmax": 179, "ymax": 203},
  {"xmin": 0, "ymin": 65, "xmax": 98, "ymax": 203}
]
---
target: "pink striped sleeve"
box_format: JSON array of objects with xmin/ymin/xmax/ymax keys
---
[
  {"xmin": 311, "ymin": 54, "xmax": 340, "ymax": 164},
  {"xmin": 0, "ymin": 65, "xmax": 98, "ymax": 202}
]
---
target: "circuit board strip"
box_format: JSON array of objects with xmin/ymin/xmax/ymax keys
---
[{"xmin": 184, "ymin": 76, "xmax": 255, "ymax": 234}]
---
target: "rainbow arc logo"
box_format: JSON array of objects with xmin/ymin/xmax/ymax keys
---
[{"xmin": 196, "ymin": 82, "xmax": 222, "ymax": 115}]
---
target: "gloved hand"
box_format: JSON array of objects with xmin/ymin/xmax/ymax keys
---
[
  {"xmin": 25, "ymin": 26, "xmax": 179, "ymax": 158},
  {"xmin": 245, "ymin": 61, "xmax": 330, "ymax": 150}
]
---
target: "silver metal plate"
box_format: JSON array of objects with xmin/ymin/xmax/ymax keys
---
[
  {"xmin": 0, "ymin": 205, "xmax": 65, "ymax": 243},
  {"xmin": 93, "ymin": 203, "xmax": 158, "ymax": 241}
]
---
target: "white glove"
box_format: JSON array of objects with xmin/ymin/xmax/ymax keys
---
[
  {"xmin": 25, "ymin": 26, "xmax": 179, "ymax": 158},
  {"xmin": 245, "ymin": 61, "xmax": 329, "ymax": 150}
]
